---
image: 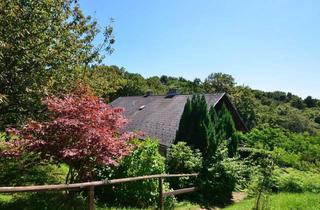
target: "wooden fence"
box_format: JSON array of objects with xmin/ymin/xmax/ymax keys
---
[{"xmin": 0, "ymin": 173, "xmax": 198, "ymax": 210}]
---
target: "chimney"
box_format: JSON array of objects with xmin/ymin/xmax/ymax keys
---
[{"xmin": 165, "ymin": 89, "xmax": 179, "ymax": 98}]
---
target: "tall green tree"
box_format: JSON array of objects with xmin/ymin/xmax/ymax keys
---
[
  {"xmin": 0, "ymin": 0, "xmax": 114, "ymax": 129},
  {"xmin": 231, "ymin": 86, "xmax": 257, "ymax": 129},
  {"xmin": 208, "ymin": 106, "xmax": 219, "ymax": 155},
  {"xmin": 86, "ymin": 65, "xmax": 127, "ymax": 99},
  {"xmin": 175, "ymin": 95, "xmax": 214, "ymax": 155},
  {"xmin": 146, "ymin": 76, "xmax": 167, "ymax": 95},
  {"xmin": 216, "ymin": 104, "xmax": 239, "ymax": 157},
  {"xmin": 115, "ymin": 72, "xmax": 148, "ymax": 96},
  {"xmin": 176, "ymin": 98, "xmax": 192, "ymax": 140},
  {"xmin": 304, "ymin": 96, "xmax": 318, "ymax": 108},
  {"xmin": 204, "ymin": 73, "xmax": 235, "ymax": 94}
]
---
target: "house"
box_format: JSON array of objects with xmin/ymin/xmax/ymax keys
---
[{"xmin": 110, "ymin": 91, "xmax": 247, "ymax": 152}]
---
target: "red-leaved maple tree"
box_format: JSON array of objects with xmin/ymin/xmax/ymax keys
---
[{"xmin": 2, "ymin": 84, "xmax": 135, "ymax": 183}]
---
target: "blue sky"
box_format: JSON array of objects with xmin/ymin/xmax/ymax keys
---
[{"xmin": 79, "ymin": 0, "xmax": 320, "ymax": 98}]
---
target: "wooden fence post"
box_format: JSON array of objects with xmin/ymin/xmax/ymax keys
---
[
  {"xmin": 158, "ymin": 177, "xmax": 163, "ymax": 210},
  {"xmin": 87, "ymin": 186, "xmax": 95, "ymax": 210}
]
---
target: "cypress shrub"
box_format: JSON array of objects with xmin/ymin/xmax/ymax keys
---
[
  {"xmin": 216, "ymin": 104, "xmax": 238, "ymax": 157},
  {"xmin": 175, "ymin": 95, "xmax": 214, "ymax": 155}
]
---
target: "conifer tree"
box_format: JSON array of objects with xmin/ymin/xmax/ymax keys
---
[
  {"xmin": 175, "ymin": 95, "xmax": 214, "ymax": 155},
  {"xmin": 175, "ymin": 98, "xmax": 192, "ymax": 142},
  {"xmin": 217, "ymin": 104, "xmax": 238, "ymax": 157},
  {"xmin": 208, "ymin": 106, "xmax": 219, "ymax": 156}
]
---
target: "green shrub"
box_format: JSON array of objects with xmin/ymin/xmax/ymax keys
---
[
  {"xmin": 249, "ymin": 167, "xmax": 320, "ymax": 194},
  {"xmin": 197, "ymin": 142, "xmax": 243, "ymax": 205},
  {"xmin": 198, "ymin": 159, "xmax": 236, "ymax": 205},
  {"xmin": 241, "ymin": 127, "xmax": 320, "ymax": 171},
  {"xmin": 273, "ymin": 168, "xmax": 320, "ymax": 193},
  {"xmin": 166, "ymin": 142, "xmax": 202, "ymax": 189},
  {"xmin": 0, "ymin": 132, "xmax": 5, "ymax": 141},
  {"xmin": 95, "ymin": 138, "xmax": 174, "ymax": 208}
]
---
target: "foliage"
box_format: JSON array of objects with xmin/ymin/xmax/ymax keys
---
[
  {"xmin": 0, "ymin": 156, "xmax": 68, "ymax": 187},
  {"xmin": 290, "ymin": 96, "xmax": 306, "ymax": 109},
  {"xmin": 175, "ymin": 95, "xmax": 242, "ymax": 205},
  {"xmin": 175, "ymin": 95, "xmax": 214, "ymax": 154},
  {"xmin": 114, "ymin": 72, "xmax": 149, "ymax": 97},
  {"xmin": 207, "ymin": 106, "xmax": 219, "ymax": 155},
  {"xmin": 198, "ymin": 142, "xmax": 238, "ymax": 205},
  {"xmin": 0, "ymin": 132, "xmax": 68, "ymax": 186},
  {"xmin": 99, "ymin": 68, "xmax": 320, "ymax": 134},
  {"xmin": 204, "ymin": 73, "xmax": 235, "ymax": 94},
  {"xmin": 272, "ymin": 168, "xmax": 320, "ymax": 193},
  {"xmin": 231, "ymin": 86, "xmax": 257, "ymax": 129},
  {"xmin": 251, "ymin": 156, "xmax": 275, "ymax": 210},
  {"xmin": 95, "ymin": 138, "xmax": 173, "ymax": 208},
  {"xmin": 251, "ymin": 89, "xmax": 320, "ymax": 134},
  {"xmin": 0, "ymin": 0, "xmax": 114, "ymax": 129},
  {"xmin": 304, "ymin": 96, "xmax": 318, "ymax": 108},
  {"xmin": 198, "ymin": 160, "xmax": 236, "ymax": 205},
  {"xmin": 216, "ymin": 104, "xmax": 239, "ymax": 157},
  {"xmin": 0, "ymin": 84, "xmax": 134, "ymax": 183},
  {"xmin": 166, "ymin": 142, "xmax": 202, "ymax": 189},
  {"xmin": 86, "ymin": 65, "xmax": 127, "ymax": 99},
  {"xmin": 241, "ymin": 127, "xmax": 320, "ymax": 170},
  {"xmin": 145, "ymin": 76, "xmax": 167, "ymax": 95}
]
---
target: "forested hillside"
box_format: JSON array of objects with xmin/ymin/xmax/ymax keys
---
[{"xmin": 83, "ymin": 65, "xmax": 320, "ymax": 135}]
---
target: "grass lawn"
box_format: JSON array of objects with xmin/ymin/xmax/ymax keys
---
[
  {"xmin": 3, "ymin": 193, "xmax": 319, "ymax": 210},
  {"xmin": 224, "ymin": 193, "xmax": 320, "ymax": 210},
  {"xmin": 0, "ymin": 194, "xmax": 12, "ymax": 203},
  {"xmin": 95, "ymin": 201, "xmax": 201, "ymax": 210},
  {"xmin": 1, "ymin": 194, "xmax": 201, "ymax": 210}
]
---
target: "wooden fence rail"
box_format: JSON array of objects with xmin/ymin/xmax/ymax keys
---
[{"xmin": 0, "ymin": 173, "xmax": 198, "ymax": 210}]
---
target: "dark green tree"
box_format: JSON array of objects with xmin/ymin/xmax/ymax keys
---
[
  {"xmin": 216, "ymin": 104, "xmax": 238, "ymax": 157},
  {"xmin": 160, "ymin": 75, "xmax": 169, "ymax": 85},
  {"xmin": 176, "ymin": 98, "xmax": 192, "ymax": 141},
  {"xmin": 208, "ymin": 106, "xmax": 219, "ymax": 156},
  {"xmin": 304, "ymin": 96, "xmax": 317, "ymax": 108},
  {"xmin": 290, "ymin": 97, "xmax": 305, "ymax": 110},
  {"xmin": 175, "ymin": 95, "xmax": 214, "ymax": 155}
]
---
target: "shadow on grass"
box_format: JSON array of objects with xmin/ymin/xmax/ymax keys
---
[{"xmin": 0, "ymin": 192, "xmax": 87, "ymax": 210}]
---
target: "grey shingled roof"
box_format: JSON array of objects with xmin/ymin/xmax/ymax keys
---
[{"xmin": 110, "ymin": 93, "xmax": 225, "ymax": 147}]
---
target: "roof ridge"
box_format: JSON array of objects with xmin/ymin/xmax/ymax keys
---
[{"xmin": 113, "ymin": 93, "xmax": 225, "ymax": 97}]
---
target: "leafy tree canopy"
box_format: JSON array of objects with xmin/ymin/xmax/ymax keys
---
[
  {"xmin": 204, "ymin": 73, "xmax": 235, "ymax": 94},
  {"xmin": 1, "ymin": 84, "xmax": 134, "ymax": 183},
  {"xmin": 0, "ymin": 0, "xmax": 114, "ymax": 129}
]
